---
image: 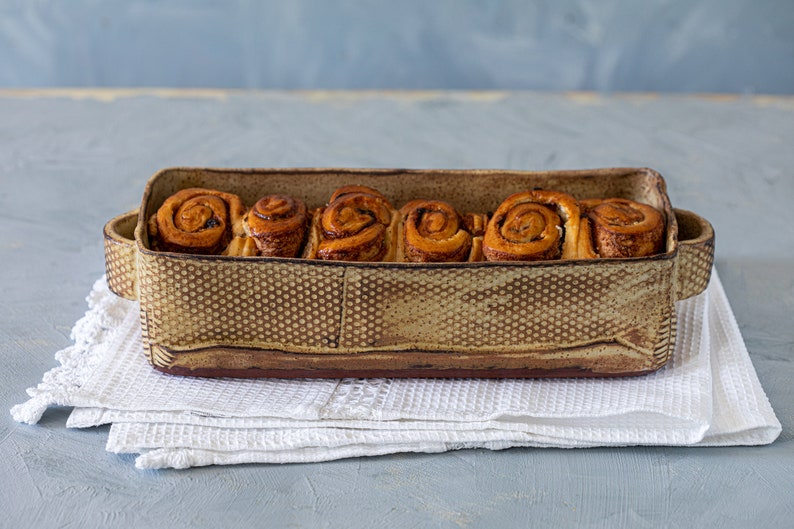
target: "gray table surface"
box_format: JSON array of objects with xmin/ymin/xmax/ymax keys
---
[{"xmin": 1, "ymin": 89, "xmax": 792, "ymax": 528}]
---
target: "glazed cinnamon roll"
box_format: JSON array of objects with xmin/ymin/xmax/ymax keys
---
[
  {"xmin": 243, "ymin": 194, "xmax": 308, "ymax": 257},
  {"xmin": 311, "ymin": 185, "xmax": 398, "ymax": 262},
  {"xmin": 149, "ymin": 187, "xmax": 246, "ymax": 255},
  {"xmin": 399, "ymin": 199, "xmax": 472, "ymax": 262},
  {"xmin": 578, "ymin": 198, "xmax": 665, "ymax": 258},
  {"xmin": 482, "ymin": 189, "xmax": 580, "ymax": 261}
]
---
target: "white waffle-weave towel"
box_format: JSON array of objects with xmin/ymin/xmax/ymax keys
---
[{"xmin": 11, "ymin": 270, "xmax": 781, "ymax": 469}]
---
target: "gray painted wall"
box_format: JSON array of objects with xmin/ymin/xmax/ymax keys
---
[{"xmin": 1, "ymin": 0, "xmax": 793, "ymax": 93}]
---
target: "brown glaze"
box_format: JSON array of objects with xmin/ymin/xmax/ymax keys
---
[
  {"xmin": 315, "ymin": 186, "xmax": 397, "ymax": 261},
  {"xmin": 244, "ymin": 194, "xmax": 308, "ymax": 257},
  {"xmin": 400, "ymin": 199, "xmax": 472, "ymax": 262},
  {"xmin": 579, "ymin": 198, "xmax": 665, "ymax": 258},
  {"xmin": 149, "ymin": 187, "xmax": 246, "ymax": 255},
  {"xmin": 482, "ymin": 189, "xmax": 581, "ymax": 261}
]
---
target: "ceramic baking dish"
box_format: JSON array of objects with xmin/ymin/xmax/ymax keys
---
[{"xmin": 103, "ymin": 167, "xmax": 714, "ymax": 378}]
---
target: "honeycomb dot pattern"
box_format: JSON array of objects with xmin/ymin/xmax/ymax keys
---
[
  {"xmin": 138, "ymin": 255, "xmax": 346, "ymax": 352},
  {"xmin": 104, "ymin": 211, "xmax": 139, "ymax": 300},
  {"xmin": 340, "ymin": 260, "xmax": 676, "ymax": 353},
  {"xmin": 135, "ymin": 246, "xmax": 678, "ymax": 363}
]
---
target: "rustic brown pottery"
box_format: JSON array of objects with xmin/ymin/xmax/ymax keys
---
[{"xmin": 104, "ymin": 167, "xmax": 714, "ymax": 378}]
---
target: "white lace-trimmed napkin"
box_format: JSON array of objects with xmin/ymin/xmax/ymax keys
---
[{"xmin": 11, "ymin": 270, "xmax": 780, "ymax": 469}]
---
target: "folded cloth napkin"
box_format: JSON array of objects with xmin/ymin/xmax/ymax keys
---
[{"xmin": 12, "ymin": 269, "xmax": 781, "ymax": 469}]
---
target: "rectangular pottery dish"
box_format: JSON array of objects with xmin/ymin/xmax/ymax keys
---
[{"xmin": 104, "ymin": 167, "xmax": 714, "ymax": 379}]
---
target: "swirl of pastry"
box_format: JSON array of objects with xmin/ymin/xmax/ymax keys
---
[
  {"xmin": 150, "ymin": 187, "xmax": 246, "ymax": 254},
  {"xmin": 483, "ymin": 189, "xmax": 580, "ymax": 261},
  {"xmin": 400, "ymin": 199, "xmax": 472, "ymax": 262},
  {"xmin": 579, "ymin": 197, "xmax": 665, "ymax": 258},
  {"xmin": 244, "ymin": 194, "xmax": 308, "ymax": 257},
  {"xmin": 316, "ymin": 187, "xmax": 395, "ymax": 261}
]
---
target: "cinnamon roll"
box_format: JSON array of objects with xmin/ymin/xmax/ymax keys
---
[
  {"xmin": 578, "ymin": 198, "xmax": 665, "ymax": 258},
  {"xmin": 243, "ymin": 194, "xmax": 308, "ymax": 257},
  {"xmin": 149, "ymin": 187, "xmax": 246, "ymax": 255},
  {"xmin": 311, "ymin": 185, "xmax": 398, "ymax": 262},
  {"xmin": 482, "ymin": 189, "xmax": 580, "ymax": 261},
  {"xmin": 399, "ymin": 199, "xmax": 472, "ymax": 262}
]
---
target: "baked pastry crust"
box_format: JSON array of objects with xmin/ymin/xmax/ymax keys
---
[
  {"xmin": 399, "ymin": 199, "xmax": 473, "ymax": 262},
  {"xmin": 314, "ymin": 185, "xmax": 398, "ymax": 262},
  {"xmin": 578, "ymin": 198, "xmax": 665, "ymax": 258},
  {"xmin": 462, "ymin": 212, "xmax": 488, "ymax": 262},
  {"xmin": 576, "ymin": 216, "xmax": 600, "ymax": 259},
  {"xmin": 243, "ymin": 194, "xmax": 308, "ymax": 257},
  {"xmin": 482, "ymin": 189, "xmax": 580, "ymax": 261},
  {"xmin": 147, "ymin": 185, "xmax": 665, "ymax": 262},
  {"xmin": 149, "ymin": 187, "xmax": 246, "ymax": 255},
  {"xmin": 222, "ymin": 235, "xmax": 259, "ymax": 256}
]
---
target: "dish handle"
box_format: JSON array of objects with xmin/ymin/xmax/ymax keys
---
[
  {"xmin": 673, "ymin": 208, "xmax": 715, "ymax": 301},
  {"xmin": 103, "ymin": 210, "xmax": 139, "ymax": 300}
]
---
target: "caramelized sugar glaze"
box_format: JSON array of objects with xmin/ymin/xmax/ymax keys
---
[{"xmin": 149, "ymin": 186, "xmax": 665, "ymax": 262}]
